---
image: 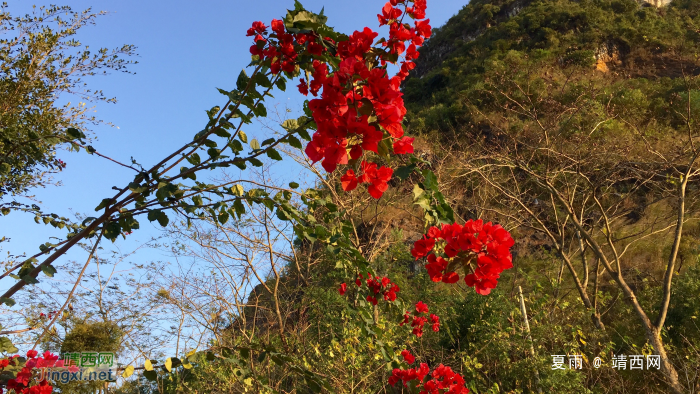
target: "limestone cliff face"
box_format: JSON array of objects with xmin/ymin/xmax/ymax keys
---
[
  {"xmin": 411, "ymin": 0, "xmax": 671, "ymax": 80},
  {"xmin": 643, "ymin": 0, "xmax": 671, "ymax": 6},
  {"xmin": 594, "ymin": 41, "xmax": 624, "ymax": 73}
]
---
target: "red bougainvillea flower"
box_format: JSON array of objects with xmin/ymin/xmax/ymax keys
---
[
  {"xmin": 269, "ymin": 0, "xmax": 431, "ymax": 199},
  {"xmin": 341, "ymin": 169, "xmax": 359, "ymax": 191},
  {"xmin": 430, "ymin": 313, "xmax": 440, "ymax": 332},
  {"xmin": 411, "ymin": 236, "xmax": 435, "ymax": 259},
  {"xmin": 30, "ymin": 381, "xmax": 54, "ymax": 394},
  {"xmin": 360, "ymin": 162, "xmax": 393, "ymax": 199},
  {"xmin": 297, "ymin": 78, "xmax": 309, "ymax": 96},
  {"xmin": 388, "ymin": 362, "xmax": 430, "ymax": 387},
  {"xmin": 6, "ymin": 350, "xmax": 57, "ymax": 393},
  {"xmin": 413, "ymin": 219, "xmax": 515, "ymax": 295},
  {"xmin": 400, "ymin": 301, "xmax": 438, "ymax": 337},
  {"xmin": 341, "ymin": 162, "xmax": 394, "ymax": 199},
  {"xmin": 389, "ymin": 363, "xmax": 470, "ymax": 393},
  {"xmin": 411, "ymin": 315, "xmax": 428, "ymax": 337},
  {"xmin": 399, "ymin": 311, "xmax": 410, "ymax": 326},
  {"xmin": 393, "ymin": 136, "xmax": 415, "ymax": 154},
  {"xmin": 339, "ymin": 283, "xmax": 347, "ymax": 295},
  {"xmin": 246, "ymin": 21, "xmax": 267, "ymax": 36},
  {"xmin": 353, "ymin": 273, "xmax": 400, "ymax": 305},
  {"xmin": 378, "ymin": 2, "xmax": 403, "ymax": 25},
  {"xmin": 401, "ymin": 349, "xmax": 416, "ymax": 364}
]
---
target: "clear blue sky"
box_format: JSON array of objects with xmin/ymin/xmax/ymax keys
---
[{"xmin": 3, "ymin": 0, "xmax": 468, "ymax": 283}]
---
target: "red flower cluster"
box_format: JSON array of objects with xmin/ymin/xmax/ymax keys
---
[
  {"xmin": 389, "ymin": 362, "xmax": 470, "ymax": 394},
  {"xmin": 400, "ymin": 301, "xmax": 439, "ymax": 337},
  {"xmin": 429, "ymin": 313, "xmax": 440, "ymax": 332},
  {"xmin": 296, "ymin": 1, "xmax": 431, "ymax": 198},
  {"xmin": 3, "ymin": 350, "xmax": 59, "ymax": 394},
  {"xmin": 340, "ymin": 161, "xmax": 393, "ymax": 199},
  {"xmin": 247, "ymin": 19, "xmax": 324, "ymax": 75},
  {"xmin": 352, "ymin": 273, "xmax": 400, "ymax": 305},
  {"xmin": 38, "ymin": 310, "xmax": 58, "ymax": 320},
  {"xmin": 401, "ymin": 349, "xmax": 416, "ymax": 364},
  {"xmin": 412, "ymin": 219, "xmax": 515, "ymax": 295}
]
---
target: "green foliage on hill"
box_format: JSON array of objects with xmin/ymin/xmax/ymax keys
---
[{"xmin": 404, "ymin": 0, "xmax": 700, "ymax": 132}]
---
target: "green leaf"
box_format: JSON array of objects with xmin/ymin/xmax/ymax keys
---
[
  {"xmin": 266, "ymin": 148, "xmax": 283, "ymax": 161},
  {"xmin": 231, "ymin": 184, "xmax": 245, "ymax": 196},
  {"xmin": 156, "ymin": 212, "xmax": 169, "ymax": 227},
  {"xmin": 21, "ymin": 275, "xmax": 39, "ymax": 285},
  {"xmin": 229, "ymin": 140, "xmax": 243, "ymax": 154},
  {"xmin": 262, "ymin": 198, "xmax": 276, "ymax": 211},
  {"xmin": 377, "ymin": 138, "xmax": 391, "ymax": 158},
  {"xmin": 257, "ymin": 351, "xmax": 267, "ymax": 363},
  {"xmin": 0, "ymin": 297, "xmax": 15, "ymax": 307},
  {"xmin": 282, "ymin": 119, "xmax": 298, "ymax": 132},
  {"xmin": 213, "ymin": 127, "xmax": 231, "ymax": 138},
  {"xmin": 275, "ymin": 78, "xmax": 287, "ymax": 91},
  {"xmin": 238, "ymin": 130, "xmax": 248, "ymax": 143},
  {"xmin": 298, "ymin": 128, "xmax": 311, "ymax": 141},
  {"xmin": 128, "ymin": 182, "xmax": 149, "ymax": 193},
  {"xmin": 0, "ymin": 337, "xmax": 18, "ymax": 353},
  {"xmin": 65, "ymin": 128, "xmax": 86, "ymax": 140},
  {"xmin": 249, "ymin": 158, "xmax": 263, "ymax": 167},
  {"xmin": 254, "ymin": 72, "xmax": 272, "ymax": 88},
  {"xmin": 41, "ymin": 264, "xmax": 57, "ymax": 278},
  {"xmin": 143, "ymin": 370, "xmax": 157, "ymax": 381},
  {"xmin": 276, "ymin": 208, "xmax": 290, "ymax": 221},
  {"xmin": 95, "ymin": 198, "xmax": 115, "ymax": 212},
  {"xmin": 147, "ymin": 210, "xmax": 160, "ymax": 222},
  {"xmin": 218, "ymin": 211, "xmax": 229, "ymax": 224},
  {"xmin": 103, "ymin": 221, "xmax": 123, "ymax": 241},
  {"xmin": 422, "ymin": 169, "xmax": 438, "ymax": 190},
  {"xmin": 250, "ymin": 139, "xmax": 261, "ymax": 150},
  {"xmin": 236, "ymin": 69, "xmax": 250, "ymax": 91},
  {"xmin": 394, "ymin": 164, "xmax": 416, "ymax": 181},
  {"xmin": 412, "ymin": 184, "xmax": 425, "ymax": 199},
  {"xmin": 289, "ymin": 182, "xmax": 299, "ymax": 189},
  {"xmin": 233, "ymin": 199, "xmax": 246, "ymax": 218},
  {"xmin": 287, "ymin": 135, "xmax": 303, "ymax": 149},
  {"xmin": 122, "ymin": 365, "xmax": 134, "ymax": 378},
  {"xmin": 186, "ymin": 153, "xmax": 201, "ymax": 165},
  {"xmin": 254, "ymin": 103, "xmax": 267, "ymax": 117},
  {"xmin": 305, "ymin": 376, "xmax": 323, "ymax": 393}
]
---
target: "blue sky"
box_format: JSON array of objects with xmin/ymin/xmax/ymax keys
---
[{"xmin": 2, "ymin": 0, "xmax": 468, "ymax": 291}]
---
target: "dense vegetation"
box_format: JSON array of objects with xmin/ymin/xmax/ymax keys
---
[
  {"xmin": 114, "ymin": 0, "xmax": 700, "ymax": 392},
  {"xmin": 2, "ymin": 0, "xmax": 700, "ymax": 393}
]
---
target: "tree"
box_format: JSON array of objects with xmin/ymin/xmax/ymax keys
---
[
  {"xmin": 0, "ymin": 1, "xmax": 509, "ymax": 393},
  {"xmin": 0, "ymin": 4, "xmax": 136, "ymax": 210},
  {"xmin": 452, "ymin": 47, "xmax": 700, "ymax": 393}
]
